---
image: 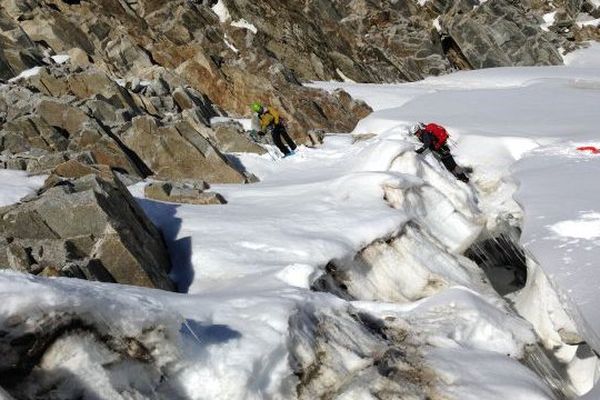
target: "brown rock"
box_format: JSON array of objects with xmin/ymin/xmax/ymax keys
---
[
  {"xmin": 123, "ymin": 116, "xmax": 251, "ymax": 183},
  {"xmin": 0, "ymin": 173, "xmax": 174, "ymax": 290},
  {"xmin": 144, "ymin": 181, "xmax": 226, "ymax": 205}
]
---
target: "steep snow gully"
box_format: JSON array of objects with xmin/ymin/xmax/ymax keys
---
[{"xmin": 301, "ymin": 136, "xmax": 595, "ymax": 399}]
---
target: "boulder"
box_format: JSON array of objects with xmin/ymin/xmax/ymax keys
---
[
  {"xmin": 0, "ymin": 173, "xmax": 174, "ymax": 291},
  {"xmin": 123, "ymin": 116, "xmax": 252, "ymax": 183},
  {"xmin": 210, "ymin": 120, "xmax": 267, "ymax": 154},
  {"xmin": 0, "ymin": 8, "xmax": 46, "ymax": 81},
  {"xmin": 145, "ymin": 181, "xmax": 227, "ymax": 205}
]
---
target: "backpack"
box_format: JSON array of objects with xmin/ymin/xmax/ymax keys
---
[{"xmin": 424, "ymin": 123, "xmax": 449, "ymax": 150}]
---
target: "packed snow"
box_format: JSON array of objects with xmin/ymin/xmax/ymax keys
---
[
  {"xmin": 231, "ymin": 18, "xmax": 258, "ymax": 34},
  {"xmin": 0, "ymin": 170, "xmax": 46, "ymax": 206},
  {"xmin": 210, "ymin": 0, "xmax": 231, "ymax": 23},
  {"xmin": 51, "ymin": 54, "xmax": 71, "ymax": 64},
  {"xmin": 7, "ymin": 66, "xmax": 43, "ymax": 82},
  {"xmin": 309, "ymin": 41, "xmax": 600, "ymax": 397}
]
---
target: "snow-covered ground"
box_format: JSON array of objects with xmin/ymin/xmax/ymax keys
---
[
  {"xmin": 0, "ymin": 170, "xmax": 46, "ymax": 206},
  {"xmin": 309, "ymin": 42, "xmax": 600, "ymax": 397},
  {"xmin": 3, "ymin": 44, "xmax": 600, "ymax": 398}
]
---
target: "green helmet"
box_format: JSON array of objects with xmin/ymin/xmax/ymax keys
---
[{"xmin": 251, "ymin": 102, "xmax": 263, "ymax": 113}]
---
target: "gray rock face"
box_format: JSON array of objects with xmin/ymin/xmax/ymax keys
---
[
  {"xmin": 145, "ymin": 180, "xmax": 227, "ymax": 205},
  {"xmin": 441, "ymin": 1, "xmax": 563, "ymax": 69},
  {"xmin": 210, "ymin": 120, "xmax": 267, "ymax": 154},
  {"xmin": 123, "ymin": 115, "xmax": 254, "ymax": 183},
  {"xmin": 0, "ymin": 0, "xmax": 370, "ymax": 138},
  {"xmin": 223, "ymin": 0, "xmax": 451, "ymax": 82},
  {"xmin": 0, "ymin": 173, "xmax": 174, "ymax": 290},
  {"xmin": 0, "ymin": 8, "xmax": 46, "ymax": 80}
]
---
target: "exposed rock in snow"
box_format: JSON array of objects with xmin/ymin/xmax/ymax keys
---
[
  {"xmin": 145, "ymin": 180, "xmax": 227, "ymax": 205},
  {"xmin": 0, "ymin": 173, "xmax": 174, "ymax": 290},
  {"xmin": 0, "ymin": 272, "xmax": 182, "ymax": 399}
]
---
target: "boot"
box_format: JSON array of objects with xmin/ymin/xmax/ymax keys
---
[{"xmin": 453, "ymin": 166, "xmax": 469, "ymax": 183}]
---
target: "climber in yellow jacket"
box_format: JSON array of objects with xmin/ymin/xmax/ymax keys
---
[{"xmin": 250, "ymin": 102, "xmax": 297, "ymax": 157}]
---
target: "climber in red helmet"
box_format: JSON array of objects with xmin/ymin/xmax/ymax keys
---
[{"xmin": 410, "ymin": 122, "xmax": 470, "ymax": 183}]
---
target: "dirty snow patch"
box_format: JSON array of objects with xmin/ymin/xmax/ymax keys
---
[{"xmin": 0, "ymin": 170, "xmax": 46, "ymax": 206}]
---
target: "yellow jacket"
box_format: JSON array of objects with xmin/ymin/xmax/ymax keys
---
[{"xmin": 259, "ymin": 107, "xmax": 280, "ymax": 131}]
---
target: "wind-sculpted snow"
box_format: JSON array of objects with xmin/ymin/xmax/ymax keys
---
[
  {"xmin": 311, "ymin": 47, "xmax": 600, "ymax": 396},
  {"xmin": 0, "ymin": 272, "xmax": 182, "ymax": 399}
]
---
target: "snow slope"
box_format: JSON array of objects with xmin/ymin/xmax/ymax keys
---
[
  {"xmin": 0, "ymin": 130, "xmax": 551, "ymax": 398},
  {"xmin": 2, "ymin": 44, "xmax": 600, "ymax": 399},
  {"xmin": 310, "ymin": 42, "xmax": 600, "ymax": 396}
]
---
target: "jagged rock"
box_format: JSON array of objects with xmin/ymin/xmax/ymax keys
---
[
  {"xmin": 123, "ymin": 116, "xmax": 252, "ymax": 183},
  {"xmin": 0, "ymin": 83, "xmax": 147, "ymax": 176},
  {"xmin": 0, "ymin": 64, "xmax": 256, "ymax": 184},
  {"xmin": 0, "ymin": 0, "xmax": 369, "ymax": 137},
  {"xmin": 210, "ymin": 120, "xmax": 266, "ymax": 154},
  {"xmin": 223, "ymin": 0, "xmax": 450, "ymax": 82},
  {"xmin": 0, "ymin": 173, "xmax": 174, "ymax": 290},
  {"xmin": 50, "ymin": 159, "xmax": 113, "ymax": 180},
  {"xmin": 0, "ymin": 8, "xmax": 46, "ymax": 80},
  {"xmin": 441, "ymin": 1, "xmax": 563, "ymax": 68},
  {"xmin": 145, "ymin": 180, "xmax": 227, "ymax": 205}
]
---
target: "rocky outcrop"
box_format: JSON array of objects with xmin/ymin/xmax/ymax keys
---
[
  {"xmin": 123, "ymin": 116, "xmax": 252, "ymax": 183},
  {"xmin": 439, "ymin": 1, "xmax": 563, "ymax": 69},
  {"xmin": 210, "ymin": 119, "xmax": 267, "ymax": 154},
  {"xmin": 145, "ymin": 180, "xmax": 227, "ymax": 205},
  {"xmin": 0, "ymin": 0, "xmax": 370, "ymax": 139},
  {"xmin": 0, "ymin": 63, "xmax": 257, "ymax": 183},
  {"xmin": 0, "ymin": 173, "xmax": 174, "ymax": 290},
  {"xmin": 0, "ymin": 0, "xmax": 591, "ymax": 147},
  {"xmin": 0, "ymin": 8, "xmax": 45, "ymax": 80}
]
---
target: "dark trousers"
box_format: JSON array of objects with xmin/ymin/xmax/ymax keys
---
[
  {"xmin": 436, "ymin": 145, "xmax": 469, "ymax": 183},
  {"xmin": 272, "ymin": 125, "xmax": 297, "ymax": 155},
  {"xmin": 437, "ymin": 145, "xmax": 457, "ymax": 171}
]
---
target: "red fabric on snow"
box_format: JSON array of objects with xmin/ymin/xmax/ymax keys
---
[{"xmin": 576, "ymin": 146, "xmax": 600, "ymax": 154}]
